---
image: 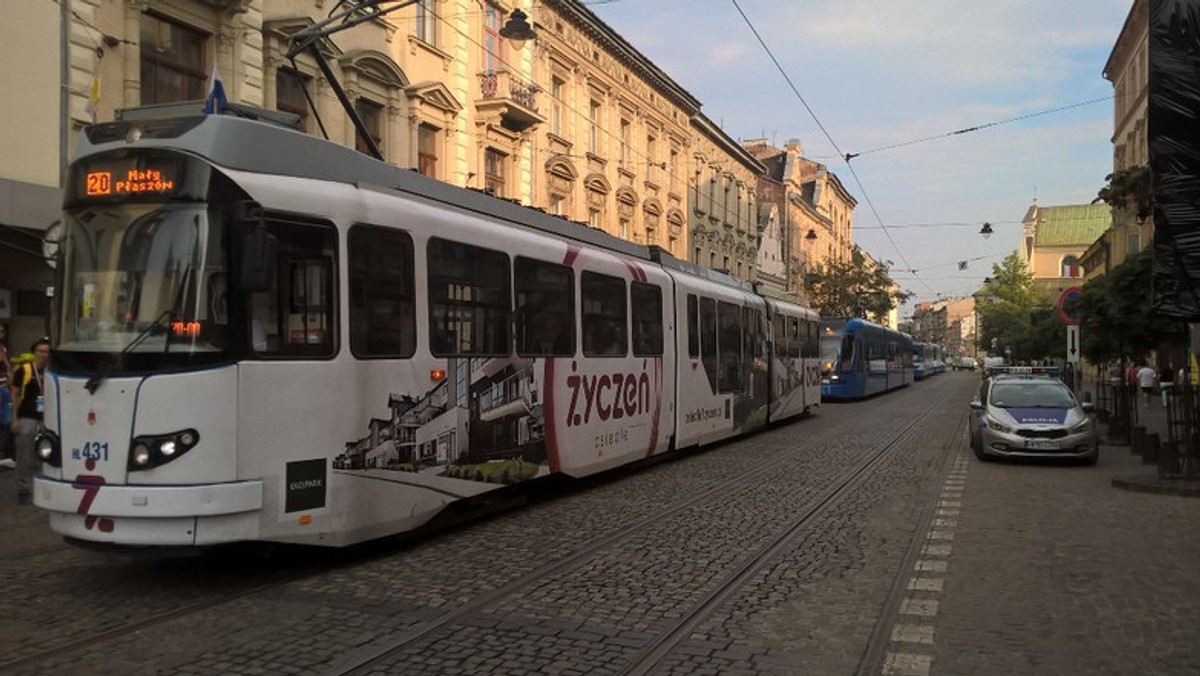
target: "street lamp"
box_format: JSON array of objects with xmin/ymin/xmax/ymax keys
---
[{"xmin": 499, "ymin": 9, "xmax": 537, "ymax": 50}]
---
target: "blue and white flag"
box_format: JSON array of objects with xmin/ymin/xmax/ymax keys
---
[{"xmin": 203, "ymin": 64, "xmax": 228, "ymax": 114}]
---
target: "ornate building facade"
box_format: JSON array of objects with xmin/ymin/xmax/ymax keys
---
[{"xmin": 1081, "ymin": 0, "xmax": 1149, "ymax": 280}]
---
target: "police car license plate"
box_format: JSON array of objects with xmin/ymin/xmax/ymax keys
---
[{"xmin": 1025, "ymin": 439, "xmax": 1060, "ymax": 450}]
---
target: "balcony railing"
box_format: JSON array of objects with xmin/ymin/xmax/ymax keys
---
[{"xmin": 476, "ymin": 70, "xmax": 544, "ymax": 132}]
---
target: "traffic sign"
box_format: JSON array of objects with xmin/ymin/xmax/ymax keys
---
[
  {"xmin": 1066, "ymin": 325, "xmax": 1080, "ymax": 363},
  {"xmin": 1057, "ymin": 286, "xmax": 1082, "ymax": 325}
]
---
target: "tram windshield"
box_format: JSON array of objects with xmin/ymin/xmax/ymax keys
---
[
  {"xmin": 818, "ymin": 319, "xmax": 847, "ymax": 372},
  {"xmin": 55, "ymin": 202, "xmax": 230, "ymax": 371}
]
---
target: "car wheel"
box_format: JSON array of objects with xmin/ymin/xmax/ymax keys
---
[{"xmin": 970, "ymin": 430, "xmax": 989, "ymax": 461}]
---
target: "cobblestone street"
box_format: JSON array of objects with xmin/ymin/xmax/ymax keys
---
[{"xmin": 1, "ymin": 373, "xmax": 1198, "ymax": 675}]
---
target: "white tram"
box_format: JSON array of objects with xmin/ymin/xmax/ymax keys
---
[{"xmin": 32, "ymin": 114, "xmax": 819, "ymax": 547}]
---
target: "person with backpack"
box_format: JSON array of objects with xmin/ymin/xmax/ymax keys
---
[
  {"xmin": 10, "ymin": 338, "xmax": 50, "ymax": 505},
  {"xmin": 0, "ymin": 323, "xmax": 11, "ymax": 464}
]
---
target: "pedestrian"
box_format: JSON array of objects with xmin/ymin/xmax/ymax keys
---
[
  {"xmin": 0, "ymin": 323, "xmax": 11, "ymax": 463},
  {"xmin": 10, "ymin": 337, "xmax": 50, "ymax": 505},
  {"xmin": 1126, "ymin": 361, "xmax": 1140, "ymax": 392},
  {"xmin": 1136, "ymin": 362, "xmax": 1157, "ymax": 408},
  {"xmin": 1160, "ymin": 364, "xmax": 1175, "ymax": 408}
]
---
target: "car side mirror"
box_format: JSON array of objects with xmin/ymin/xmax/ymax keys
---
[
  {"xmin": 1081, "ymin": 401, "xmax": 1096, "ymax": 413},
  {"xmin": 969, "ymin": 400, "xmax": 984, "ymax": 411}
]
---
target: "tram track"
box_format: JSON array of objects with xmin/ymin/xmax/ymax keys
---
[
  {"xmin": 322, "ymin": 393, "xmax": 951, "ymax": 676},
  {"xmin": 0, "ymin": 550, "xmax": 342, "ymax": 674},
  {"xmin": 2, "ymin": 410, "xmax": 843, "ymax": 675},
  {"xmin": 5, "ymin": 381, "xmax": 965, "ymax": 676}
]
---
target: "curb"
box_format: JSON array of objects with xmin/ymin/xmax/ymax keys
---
[{"xmin": 1111, "ymin": 474, "xmax": 1200, "ymax": 498}]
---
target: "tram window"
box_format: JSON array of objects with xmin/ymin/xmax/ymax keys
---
[
  {"xmin": 631, "ymin": 282, "xmax": 663, "ymax": 357},
  {"xmin": 348, "ymin": 225, "xmax": 415, "ymax": 358},
  {"xmin": 581, "ymin": 271, "xmax": 627, "ymax": 357},
  {"xmin": 787, "ymin": 317, "xmax": 801, "ymax": 358},
  {"xmin": 803, "ymin": 319, "xmax": 819, "ymax": 358},
  {"xmin": 774, "ymin": 314, "xmax": 788, "ymax": 358},
  {"xmin": 700, "ymin": 297, "xmax": 717, "ymax": 387},
  {"xmin": 718, "ymin": 301, "xmax": 742, "ymax": 392},
  {"xmin": 687, "ymin": 294, "xmax": 699, "ymax": 358},
  {"xmin": 515, "ymin": 257, "xmax": 574, "ymax": 357},
  {"xmin": 248, "ymin": 216, "xmax": 337, "ymax": 358},
  {"xmin": 841, "ymin": 335, "xmax": 857, "ymax": 370},
  {"xmin": 427, "ymin": 238, "xmax": 511, "ymax": 356},
  {"xmin": 743, "ymin": 306, "xmax": 764, "ymax": 365}
]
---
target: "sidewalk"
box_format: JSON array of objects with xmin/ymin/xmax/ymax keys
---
[{"xmin": 1081, "ymin": 373, "xmax": 1200, "ymax": 497}]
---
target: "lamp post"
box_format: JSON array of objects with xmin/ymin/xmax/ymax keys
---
[{"xmin": 973, "ymin": 277, "xmax": 993, "ymax": 360}]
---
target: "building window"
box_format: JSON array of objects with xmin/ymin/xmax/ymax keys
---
[
  {"xmin": 669, "ymin": 148, "xmax": 678, "ymax": 193},
  {"xmin": 275, "ymin": 68, "xmax": 309, "ymax": 131},
  {"xmin": 589, "ymin": 100, "xmax": 600, "ymax": 154},
  {"xmin": 549, "ymin": 195, "xmax": 563, "ymax": 216},
  {"xmin": 415, "ymin": 0, "xmax": 436, "ymax": 47},
  {"xmin": 647, "ymin": 134, "xmax": 657, "ymax": 180},
  {"xmin": 483, "ymin": 2, "xmax": 501, "ymax": 73},
  {"xmin": 485, "ymin": 148, "xmax": 506, "ymax": 197},
  {"xmin": 139, "ymin": 14, "xmax": 206, "ymax": 105},
  {"xmin": 588, "ymin": 208, "xmax": 601, "ymax": 229},
  {"xmin": 646, "ymin": 225, "xmax": 656, "ymax": 245},
  {"xmin": 620, "ymin": 118, "xmax": 630, "ymax": 168},
  {"xmin": 1060, "ymin": 256, "xmax": 1080, "ymax": 278},
  {"xmin": 619, "ymin": 218, "xmax": 629, "ymax": 239},
  {"xmin": 1128, "ymin": 232, "xmax": 1141, "ymax": 254},
  {"xmin": 418, "ymin": 124, "xmax": 438, "ymax": 178},
  {"xmin": 550, "ymin": 77, "xmax": 565, "ymax": 135},
  {"xmin": 355, "ymin": 99, "xmax": 383, "ymax": 158}
]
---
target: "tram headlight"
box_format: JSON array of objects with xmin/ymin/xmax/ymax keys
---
[
  {"xmin": 127, "ymin": 429, "xmax": 200, "ymax": 471},
  {"xmin": 35, "ymin": 430, "xmax": 62, "ymax": 468},
  {"xmin": 131, "ymin": 443, "xmax": 152, "ymax": 467}
]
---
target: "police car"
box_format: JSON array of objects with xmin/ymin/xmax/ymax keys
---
[{"xmin": 969, "ymin": 366, "xmax": 1098, "ymax": 463}]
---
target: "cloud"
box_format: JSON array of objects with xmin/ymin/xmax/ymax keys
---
[{"xmin": 706, "ymin": 41, "xmax": 749, "ymax": 66}]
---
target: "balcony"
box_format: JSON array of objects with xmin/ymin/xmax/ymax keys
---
[{"xmin": 476, "ymin": 70, "xmax": 545, "ymax": 133}]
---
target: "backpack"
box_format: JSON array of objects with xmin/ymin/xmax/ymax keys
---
[{"xmin": 11, "ymin": 363, "xmax": 34, "ymax": 414}]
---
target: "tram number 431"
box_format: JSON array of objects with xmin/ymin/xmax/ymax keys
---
[{"xmin": 72, "ymin": 441, "xmax": 110, "ymax": 462}]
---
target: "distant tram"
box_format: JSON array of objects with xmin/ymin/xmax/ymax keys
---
[
  {"xmin": 31, "ymin": 114, "xmax": 821, "ymax": 547},
  {"xmin": 819, "ymin": 318, "xmax": 913, "ymax": 399},
  {"xmin": 913, "ymin": 341, "xmax": 946, "ymax": 380}
]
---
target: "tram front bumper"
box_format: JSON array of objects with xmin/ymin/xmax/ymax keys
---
[{"xmin": 33, "ymin": 476, "xmax": 263, "ymax": 546}]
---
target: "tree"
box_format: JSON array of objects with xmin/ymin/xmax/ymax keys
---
[
  {"xmin": 1075, "ymin": 250, "xmax": 1185, "ymax": 363},
  {"xmin": 1093, "ymin": 165, "xmax": 1152, "ymax": 222},
  {"xmin": 976, "ymin": 252, "xmax": 1063, "ymax": 361},
  {"xmin": 807, "ymin": 248, "xmax": 911, "ymax": 320}
]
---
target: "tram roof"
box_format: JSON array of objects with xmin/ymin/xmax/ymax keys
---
[{"xmin": 77, "ymin": 113, "xmax": 663, "ymax": 264}]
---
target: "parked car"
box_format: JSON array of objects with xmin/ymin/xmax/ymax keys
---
[{"xmin": 969, "ymin": 368, "xmax": 1098, "ymax": 463}]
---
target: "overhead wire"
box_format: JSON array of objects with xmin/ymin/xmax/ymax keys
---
[
  {"xmin": 843, "ymin": 96, "xmax": 1113, "ymax": 161},
  {"xmin": 728, "ymin": 0, "xmax": 935, "ymax": 296}
]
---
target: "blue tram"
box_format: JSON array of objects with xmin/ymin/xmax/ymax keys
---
[
  {"xmin": 913, "ymin": 341, "xmax": 945, "ymax": 380},
  {"xmin": 819, "ymin": 318, "xmax": 914, "ymax": 399}
]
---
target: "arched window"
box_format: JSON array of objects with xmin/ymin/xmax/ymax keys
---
[{"xmin": 1061, "ymin": 256, "xmax": 1080, "ymax": 278}]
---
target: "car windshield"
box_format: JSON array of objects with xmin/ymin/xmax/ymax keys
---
[{"xmin": 990, "ymin": 381, "xmax": 1077, "ymax": 408}]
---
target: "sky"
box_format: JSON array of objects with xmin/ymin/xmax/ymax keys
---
[{"xmin": 587, "ymin": 0, "xmax": 1133, "ymax": 315}]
